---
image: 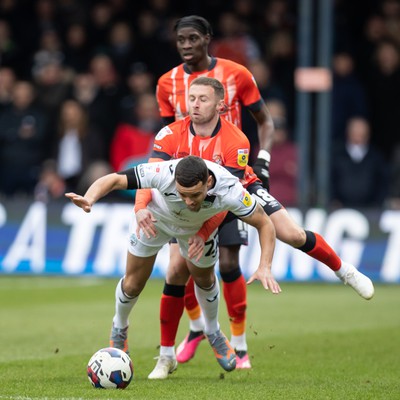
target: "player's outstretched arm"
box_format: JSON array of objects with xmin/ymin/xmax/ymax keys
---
[
  {"xmin": 240, "ymin": 203, "xmax": 281, "ymax": 294},
  {"xmin": 65, "ymin": 173, "xmax": 128, "ymax": 213}
]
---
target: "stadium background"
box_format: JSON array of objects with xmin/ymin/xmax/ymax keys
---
[{"xmin": 0, "ymin": 0, "xmax": 400, "ymax": 283}]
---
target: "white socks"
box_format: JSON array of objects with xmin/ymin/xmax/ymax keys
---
[
  {"xmin": 113, "ymin": 277, "xmax": 138, "ymax": 329},
  {"xmin": 160, "ymin": 345, "xmax": 175, "ymax": 357},
  {"xmin": 231, "ymin": 333, "xmax": 247, "ymax": 352},
  {"xmin": 194, "ymin": 277, "xmax": 220, "ymax": 335},
  {"xmin": 334, "ymin": 262, "xmax": 349, "ymax": 279},
  {"xmin": 189, "ymin": 314, "xmax": 206, "ymax": 332}
]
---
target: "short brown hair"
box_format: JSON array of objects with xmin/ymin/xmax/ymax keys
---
[{"xmin": 190, "ymin": 77, "xmax": 225, "ymax": 100}]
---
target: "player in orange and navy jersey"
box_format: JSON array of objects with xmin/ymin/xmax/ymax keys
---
[
  {"xmin": 156, "ymin": 17, "xmax": 273, "ymax": 187},
  {"xmin": 157, "ymin": 57, "xmax": 261, "ymax": 130},
  {"xmin": 134, "ymin": 77, "xmax": 374, "ymax": 380}
]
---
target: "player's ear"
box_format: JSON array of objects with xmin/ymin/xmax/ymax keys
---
[
  {"xmin": 206, "ymin": 174, "xmax": 213, "ymax": 188},
  {"xmin": 217, "ymin": 101, "xmax": 227, "ymax": 114}
]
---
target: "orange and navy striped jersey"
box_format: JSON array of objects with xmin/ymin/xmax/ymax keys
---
[
  {"xmin": 151, "ymin": 115, "xmax": 258, "ymax": 186},
  {"xmin": 156, "ymin": 57, "xmax": 264, "ymax": 130}
]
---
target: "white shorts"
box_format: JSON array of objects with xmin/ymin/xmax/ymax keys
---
[{"xmin": 127, "ymin": 215, "xmax": 219, "ymax": 268}]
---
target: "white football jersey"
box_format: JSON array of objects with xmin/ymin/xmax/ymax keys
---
[{"xmin": 134, "ymin": 159, "xmax": 256, "ymax": 237}]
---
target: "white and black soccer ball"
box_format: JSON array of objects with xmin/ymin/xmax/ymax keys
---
[{"xmin": 87, "ymin": 347, "xmax": 133, "ymax": 389}]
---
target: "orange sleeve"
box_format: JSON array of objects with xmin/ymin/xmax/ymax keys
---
[
  {"xmin": 156, "ymin": 75, "xmax": 174, "ymax": 118},
  {"xmin": 134, "ymin": 157, "xmax": 164, "ymax": 212},
  {"xmin": 236, "ymin": 63, "xmax": 262, "ymax": 107},
  {"xmin": 196, "ymin": 211, "xmax": 228, "ymax": 242}
]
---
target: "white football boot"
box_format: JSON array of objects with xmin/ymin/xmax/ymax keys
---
[
  {"xmin": 337, "ymin": 262, "xmax": 375, "ymax": 300},
  {"xmin": 148, "ymin": 355, "xmax": 178, "ymax": 380}
]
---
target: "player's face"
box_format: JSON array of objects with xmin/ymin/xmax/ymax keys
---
[
  {"xmin": 188, "ymin": 84, "xmax": 222, "ymax": 125},
  {"xmin": 176, "ymin": 27, "xmax": 209, "ymax": 66},
  {"xmin": 176, "ymin": 177, "xmax": 211, "ymax": 212}
]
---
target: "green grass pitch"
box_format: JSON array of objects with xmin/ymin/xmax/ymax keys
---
[{"xmin": 0, "ymin": 276, "xmax": 399, "ymax": 400}]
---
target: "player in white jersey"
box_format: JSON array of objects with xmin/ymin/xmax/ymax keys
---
[{"xmin": 65, "ymin": 155, "xmax": 279, "ymax": 374}]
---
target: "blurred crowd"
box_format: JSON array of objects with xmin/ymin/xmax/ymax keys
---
[{"xmin": 0, "ymin": 0, "xmax": 399, "ymax": 209}]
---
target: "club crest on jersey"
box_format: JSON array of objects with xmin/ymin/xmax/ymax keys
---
[
  {"xmin": 213, "ymin": 154, "xmax": 222, "ymax": 165},
  {"xmin": 240, "ymin": 191, "xmax": 253, "ymax": 207},
  {"xmin": 155, "ymin": 126, "xmax": 173, "ymax": 140},
  {"xmin": 237, "ymin": 149, "xmax": 249, "ymax": 167},
  {"xmin": 201, "ymin": 201, "xmax": 213, "ymax": 209}
]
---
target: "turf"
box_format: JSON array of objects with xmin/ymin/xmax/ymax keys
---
[{"xmin": 0, "ymin": 276, "xmax": 398, "ymax": 400}]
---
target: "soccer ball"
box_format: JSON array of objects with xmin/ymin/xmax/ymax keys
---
[{"xmin": 87, "ymin": 347, "xmax": 133, "ymax": 389}]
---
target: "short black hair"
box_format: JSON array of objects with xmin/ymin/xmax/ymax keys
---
[
  {"xmin": 175, "ymin": 156, "xmax": 209, "ymax": 187},
  {"xmin": 174, "ymin": 15, "xmax": 213, "ymax": 36}
]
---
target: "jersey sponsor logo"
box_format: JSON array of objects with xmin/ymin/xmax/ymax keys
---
[
  {"xmin": 153, "ymin": 143, "xmax": 162, "ymax": 150},
  {"xmin": 138, "ymin": 165, "xmax": 145, "ymax": 177},
  {"xmin": 155, "ymin": 126, "xmax": 173, "ymax": 140},
  {"xmin": 237, "ymin": 149, "xmax": 249, "ymax": 167},
  {"xmin": 240, "ymin": 191, "xmax": 253, "ymax": 207},
  {"xmin": 164, "ymin": 192, "xmax": 176, "ymax": 197}
]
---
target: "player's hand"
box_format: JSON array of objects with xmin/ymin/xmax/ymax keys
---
[
  {"xmin": 65, "ymin": 192, "xmax": 92, "ymax": 213},
  {"xmin": 247, "ymin": 267, "xmax": 281, "ymax": 294},
  {"xmin": 253, "ymin": 150, "xmax": 271, "ymax": 191},
  {"xmin": 135, "ymin": 209, "xmax": 157, "ymax": 239},
  {"xmin": 188, "ymin": 235, "xmax": 205, "ymax": 262}
]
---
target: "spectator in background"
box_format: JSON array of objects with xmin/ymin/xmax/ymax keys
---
[
  {"xmin": 355, "ymin": 15, "xmax": 387, "ymax": 82},
  {"xmin": 331, "ymin": 51, "xmax": 368, "ymax": 140},
  {"xmin": 36, "ymin": 99, "xmax": 110, "ymax": 199},
  {"xmin": 33, "ymin": 59, "xmax": 72, "ymax": 154},
  {"xmin": 135, "ymin": 10, "xmax": 181, "ymax": 78},
  {"xmin": 106, "ymin": 21, "xmax": 140, "ymax": 78},
  {"xmin": 87, "ymin": 2, "xmax": 114, "ymax": 49},
  {"xmin": 31, "ymin": 28, "xmax": 65, "ymax": 78},
  {"xmin": 110, "ymin": 92, "xmax": 161, "ymax": 177},
  {"xmin": 232, "ymin": 0, "xmax": 258, "ymax": 28},
  {"xmin": 209, "ymin": 11, "xmax": 261, "ymax": 67},
  {"xmin": 88, "ymin": 53, "xmax": 124, "ymax": 150},
  {"xmin": 0, "ymin": 67, "xmax": 16, "ymax": 111},
  {"xmin": 248, "ymin": 59, "xmax": 287, "ymax": 104},
  {"xmin": 267, "ymin": 99, "xmax": 298, "ymax": 207},
  {"xmin": 264, "ymin": 29, "xmax": 296, "ymax": 124},
  {"xmin": 331, "ymin": 117, "xmax": 389, "ymax": 208},
  {"xmin": 0, "ymin": 81, "xmax": 48, "ymax": 196},
  {"xmin": 119, "ymin": 62, "xmax": 156, "ymax": 122},
  {"xmin": 63, "ymin": 23, "xmax": 92, "ymax": 73},
  {"xmin": 261, "ymin": 0, "xmax": 293, "ymax": 32},
  {"xmin": 0, "ymin": 19, "xmax": 22, "ymax": 76},
  {"xmin": 242, "ymin": 59, "xmax": 288, "ymax": 161},
  {"xmin": 367, "ymin": 39, "xmax": 400, "ymax": 161},
  {"xmin": 381, "ymin": 0, "xmax": 400, "ymax": 46}
]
